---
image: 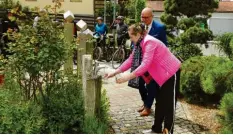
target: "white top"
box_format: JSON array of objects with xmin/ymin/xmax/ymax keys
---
[
  {"xmin": 147, "ymin": 20, "xmax": 153, "ymax": 33},
  {"xmin": 33, "ymin": 16, "xmax": 39, "ymax": 27}
]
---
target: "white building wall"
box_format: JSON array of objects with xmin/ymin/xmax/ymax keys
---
[
  {"xmin": 153, "ymin": 12, "xmax": 233, "ymax": 35},
  {"xmin": 208, "ymin": 13, "xmax": 233, "ymax": 35}
]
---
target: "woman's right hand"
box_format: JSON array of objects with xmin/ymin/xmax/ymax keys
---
[{"xmin": 104, "ymin": 72, "xmax": 116, "ymax": 79}]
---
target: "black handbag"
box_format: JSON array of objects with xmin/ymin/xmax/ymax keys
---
[{"xmin": 128, "ymin": 77, "xmax": 140, "ymax": 89}]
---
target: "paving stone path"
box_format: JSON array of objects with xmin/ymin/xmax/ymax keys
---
[{"xmin": 98, "ymin": 62, "xmax": 205, "ymax": 134}]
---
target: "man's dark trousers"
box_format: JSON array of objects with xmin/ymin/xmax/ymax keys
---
[{"xmin": 139, "ymin": 77, "xmax": 159, "ymax": 109}]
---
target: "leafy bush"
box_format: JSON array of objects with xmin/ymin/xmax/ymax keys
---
[
  {"xmin": 171, "ymin": 44, "xmax": 203, "ymax": 61},
  {"xmin": 0, "ymin": 72, "xmax": 46, "ymax": 134},
  {"xmin": 0, "ymin": 101, "xmax": 45, "ymax": 134},
  {"xmin": 124, "ymin": 0, "xmax": 136, "ymax": 21},
  {"xmin": 160, "ymin": 13, "xmax": 178, "ymax": 31},
  {"xmin": 180, "ymin": 56, "xmax": 220, "ymax": 103},
  {"xmin": 0, "ymin": 71, "xmax": 85, "ymax": 134},
  {"xmin": 219, "ymin": 92, "xmax": 233, "ymax": 133},
  {"xmin": 41, "ymin": 74, "xmax": 85, "ymax": 133},
  {"xmin": 177, "ymin": 18, "xmax": 197, "ymax": 31},
  {"xmin": 179, "ymin": 26, "xmax": 213, "ymax": 45},
  {"xmin": 200, "ymin": 57, "xmax": 233, "ymax": 98},
  {"xmin": 83, "ymin": 115, "xmax": 108, "ymax": 134},
  {"xmin": 0, "ymin": 1, "xmax": 110, "ymax": 133},
  {"xmin": 216, "ymin": 32, "xmax": 233, "ymax": 60},
  {"xmin": 135, "ymin": 0, "xmax": 145, "ymax": 23},
  {"xmin": 0, "ymin": 0, "xmax": 21, "ymax": 9},
  {"xmin": 161, "ymin": 0, "xmax": 217, "ymax": 48},
  {"xmin": 181, "ymin": 55, "xmax": 233, "ymax": 104},
  {"xmin": 82, "ymin": 89, "xmax": 110, "ymax": 134},
  {"xmin": 180, "ymin": 56, "xmax": 207, "ymax": 103}
]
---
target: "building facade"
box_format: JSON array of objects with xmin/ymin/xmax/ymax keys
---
[{"xmin": 17, "ymin": 0, "xmax": 94, "ymax": 15}]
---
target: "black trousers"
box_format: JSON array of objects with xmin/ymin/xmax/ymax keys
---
[
  {"xmin": 152, "ymin": 69, "xmax": 181, "ymax": 134},
  {"xmin": 138, "ymin": 77, "xmax": 158, "ymax": 109}
]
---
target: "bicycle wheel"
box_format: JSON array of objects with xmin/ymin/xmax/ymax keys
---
[
  {"xmin": 111, "ymin": 48, "xmax": 125, "ymax": 69},
  {"xmin": 93, "ymin": 47, "xmax": 102, "ymax": 61},
  {"xmin": 105, "ymin": 46, "xmax": 114, "ymax": 62}
]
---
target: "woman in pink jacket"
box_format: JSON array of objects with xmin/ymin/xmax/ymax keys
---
[{"xmin": 105, "ymin": 24, "xmax": 181, "ymax": 134}]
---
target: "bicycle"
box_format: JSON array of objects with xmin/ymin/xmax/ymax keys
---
[
  {"xmin": 93, "ymin": 32, "xmax": 104, "ymax": 61},
  {"xmin": 93, "ymin": 32, "xmax": 115, "ymax": 62},
  {"xmin": 111, "ymin": 36, "xmax": 131, "ymax": 69},
  {"xmin": 104, "ymin": 33, "xmax": 115, "ymax": 62}
]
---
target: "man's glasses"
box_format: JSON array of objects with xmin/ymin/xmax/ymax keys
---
[{"xmin": 141, "ymin": 16, "xmax": 152, "ymax": 19}]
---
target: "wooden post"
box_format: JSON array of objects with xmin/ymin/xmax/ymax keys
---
[
  {"xmin": 77, "ymin": 34, "xmax": 94, "ymax": 76},
  {"xmin": 86, "ymin": 40, "xmax": 94, "ymax": 55},
  {"xmin": 77, "ymin": 33, "xmax": 87, "ymax": 77},
  {"xmin": 82, "ymin": 55, "xmax": 102, "ymax": 116},
  {"xmin": 64, "ymin": 23, "xmax": 74, "ymax": 74}
]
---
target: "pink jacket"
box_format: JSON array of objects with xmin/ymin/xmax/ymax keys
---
[{"xmin": 119, "ymin": 35, "xmax": 181, "ymax": 87}]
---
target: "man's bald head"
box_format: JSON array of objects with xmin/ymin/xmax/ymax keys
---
[{"xmin": 141, "ymin": 7, "xmax": 153, "ymax": 25}]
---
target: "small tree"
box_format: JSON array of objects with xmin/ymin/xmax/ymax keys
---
[
  {"xmin": 161, "ymin": 0, "xmax": 219, "ymax": 60},
  {"xmin": 95, "ymin": 2, "xmax": 120, "ymax": 25},
  {"xmin": 0, "ymin": 0, "xmax": 20, "ymax": 9},
  {"xmin": 135, "ymin": 0, "xmax": 145, "ymax": 23},
  {"xmin": 5, "ymin": 0, "xmax": 74, "ymax": 102}
]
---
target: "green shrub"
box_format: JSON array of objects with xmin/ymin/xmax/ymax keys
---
[
  {"xmin": 98, "ymin": 89, "xmax": 110, "ymax": 123},
  {"xmin": 181, "ymin": 55, "xmax": 233, "ymax": 104},
  {"xmin": 82, "ymin": 89, "xmax": 110, "ymax": 134},
  {"xmin": 0, "ymin": 101, "xmax": 45, "ymax": 134},
  {"xmin": 41, "ymin": 75, "xmax": 85, "ymax": 133},
  {"xmin": 82, "ymin": 115, "xmax": 109, "ymax": 134},
  {"xmin": 0, "ymin": 1, "xmax": 110, "ymax": 133},
  {"xmin": 0, "ymin": 72, "xmax": 45, "ymax": 134},
  {"xmin": 177, "ymin": 18, "xmax": 197, "ymax": 31},
  {"xmin": 171, "ymin": 44, "xmax": 203, "ymax": 61},
  {"xmin": 179, "ymin": 26, "xmax": 213, "ymax": 45},
  {"xmin": 135, "ymin": 0, "xmax": 145, "ymax": 23},
  {"xmin": 219, "ymin": 92, "xmax": 233, "ymax": 133},
  {"xmin": 200, "ymin": 57, "xmax": 233, "ymax": 98},
  {"xmin": 216, "ymin": 33, "xmax": 233, "ymax": 60},
  {"xmin": 180, "ymin": 56, "xmax": 218, "ymax": 103},
  {"xmin": 0, "ymin": 72, "xmax": 85, "ymax": 134}
]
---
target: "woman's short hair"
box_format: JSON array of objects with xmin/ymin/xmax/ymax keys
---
[
  {"xmin": 96, "ymin": 17, "xmax": 103, "ymax": 21},
  {"xmin": 128, "ymin": 23, "xmax": 146, "ymax": 36}
]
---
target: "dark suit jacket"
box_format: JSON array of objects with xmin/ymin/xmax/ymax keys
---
[{"xmin": 148, "ymin": 20, "xmax": 168, "ymax": 46}]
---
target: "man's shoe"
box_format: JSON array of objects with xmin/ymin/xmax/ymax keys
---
[
  {"xmin": 137, "ymin": 105, "xmax": 144, "ymax": 112},
  {"xmin": 162, "ymin": 128, "xmax": 169, "ymax": 134},
  {"xmin": 140, "ymin": 107, "xmax": 151, "ymax": 116}
]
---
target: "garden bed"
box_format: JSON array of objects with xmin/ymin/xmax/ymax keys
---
[{"xmin": 181, "ymin": 100, "xmax": 221, "ymax": 134}]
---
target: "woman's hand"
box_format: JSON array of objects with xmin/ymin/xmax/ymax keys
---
[
  {"xmin": 104, "ymin": 69, "xmax": 122, "ymax": 79},
  {"xmin": 104, "ymin": 72, "xmax": 115, "ymax": 79},
  {"xmin": 116, "ymin": 77, "xmax": 128, "ymax": 84},
  {"xmin": 116, "ymin": 73, "xmax": 137, "ymax": 84}
]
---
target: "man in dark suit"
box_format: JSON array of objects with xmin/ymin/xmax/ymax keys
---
[{"xmin": 138, "ymin": 7, "xmax": 168, "ymax": 116}]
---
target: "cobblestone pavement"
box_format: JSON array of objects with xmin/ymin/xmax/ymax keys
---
[{"xmin": 98, "ymin": 62, "xmax": 205, "ymax": 134}]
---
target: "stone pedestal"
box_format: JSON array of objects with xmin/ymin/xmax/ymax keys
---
[{"xmin": 82, "ymin": 55, "xmax": 101, "ymax": 116}]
